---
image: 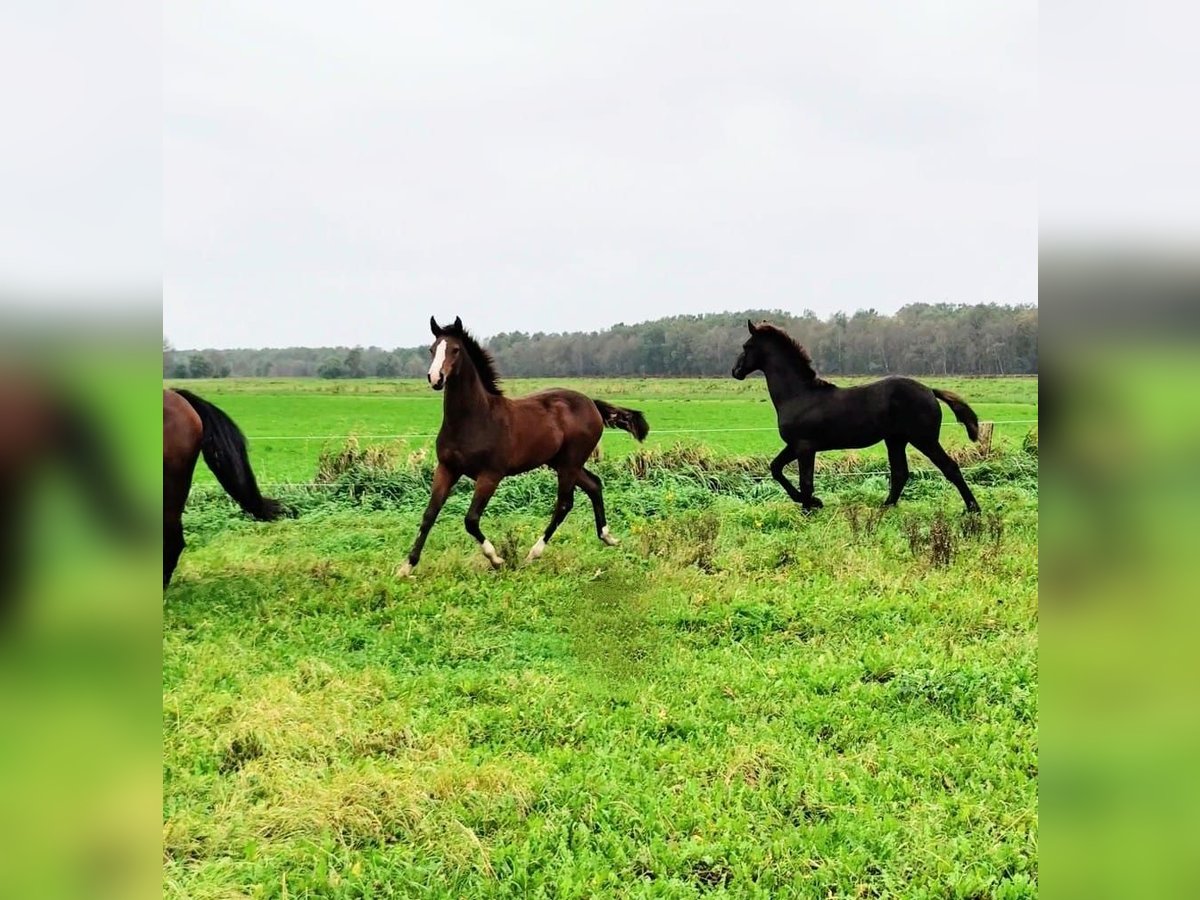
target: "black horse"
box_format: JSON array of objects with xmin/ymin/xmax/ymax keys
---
[{"xmin": 732, "ymin": 320, "xmax": 981, "ymax": 512}]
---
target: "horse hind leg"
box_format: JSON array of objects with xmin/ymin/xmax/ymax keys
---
[
  {"xmin": 164, "ymin": 516, "xmax": 184, "ymax": 587},
  {"xmin": 465, "ymin": 473, "xmax": 505, "ymax": 569},
  {"xmin": 914, "ymin": 440, "xmax": 980, "ymax": 513},
  {"xmin": 883, "ymin": 438, "xmax": 910, "ymax": 506},
  {"xmin": 527, "ymin": 469, "xmax": 577, "ymax": 562},
  {"xmin": 164, "ymin": 461, "xmax": 196, "ymax": 587},
  {"xmin": 576, "ymin": 466, "xmax": 618, "ymax": 546}
]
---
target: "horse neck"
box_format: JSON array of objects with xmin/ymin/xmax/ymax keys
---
[
  {"xmin": 443, "ymin": 357, "xmax": 494, "ymax": 422},
  {"xmin": 761, "ymin": 354, "xmax": 819, "ymax": 406}
]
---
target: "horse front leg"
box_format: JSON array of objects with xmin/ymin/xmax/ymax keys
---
[
  {"xmin": 795, "ymin": 445, "xmax": 823, "ymax": 510},
  {"xmin": 769, "ymin": 446, "xmax": 806, "ymax": 503},
  {"xmin": 465, "ymin": 472, "xmax": 505, "ymax": 568},
  {"xmin": 398, "ymin": 463, "xmax": 459, "ymax": 576}
]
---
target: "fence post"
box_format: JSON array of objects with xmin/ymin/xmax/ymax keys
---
[{"xmin": 977, "ymin": 421, "xmax": 994, "ymax": 458}]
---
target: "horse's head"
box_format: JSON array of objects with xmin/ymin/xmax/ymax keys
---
[
  {"xmin": 427, "ymin": 316, "xmax": 465, "ymax": 391},
  {"xmin": 732, "ymin": 319, "xmax": 769, "ymax": 380}
]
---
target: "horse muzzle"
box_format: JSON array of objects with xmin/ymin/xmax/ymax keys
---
[
  {"xmin": 428, "ymin": 374, "xmax": 445, "ymax": 391},
  {"xmin": 731, "ymin": 366, "xmax": 746, "ymax": 380}
]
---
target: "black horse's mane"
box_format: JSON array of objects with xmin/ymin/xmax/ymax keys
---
[
  {"xmin": 754, "ymin": 323, "xmax": 832, "ymax": 386},
  {"xmin": 443, "ymin": 320, "xmax": 503, "ymax": 395}
]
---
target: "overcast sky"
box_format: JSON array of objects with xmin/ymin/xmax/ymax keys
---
[{"xmin": 164, "ymin": 2, "xmax": 1035, "ymax": 349}]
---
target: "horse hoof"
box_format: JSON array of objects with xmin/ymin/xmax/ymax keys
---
[
  {"xmin": 600, "ymin": 526, "xmax": 620, "ymax": 547},
  {"xmin": 525, "ymin": 537, "xmax": 546, "ymax": 562},
  {"xmin": 481, "ymin": 540, "xmax": 505, "ymax": 569},
  {"xmin": 396, "ymin": 562, "xmax": 414, "ymax": 578}
]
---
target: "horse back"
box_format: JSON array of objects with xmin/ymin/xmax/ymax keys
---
[{"xmin": 778, "ymin": 377, "xmax": 941, "ymax": 448}]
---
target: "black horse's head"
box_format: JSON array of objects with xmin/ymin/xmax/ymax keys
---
[{"xmin": 732, "ymin": 319, "xmax": 769, "ymax": 380}]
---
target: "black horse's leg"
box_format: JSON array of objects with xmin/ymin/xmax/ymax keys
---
[
  {"xmin": 465, "ymin": 472, "xmax": 505, "ymax": 568},
  {"xmin": 795, "ymin": 445, "xmax": 823, "ymax": 510},
  {"xmin": 883, "ymin": 438, "xmax": 910, "ymax": 506},
  {"xmin": 398, "ymin": 463, "xmax": 459, "ymax": 576},
  {"xmin": 575, "ymin": 467, "xmax": 617, "ymax": 546},
  {"xmin": 527, "ymin": 470, "xmax": 577, "ymax": 562},
  {"xmin": 769, "ymin": 446, "xmax": 806, "ymax": 503},
  {"xmin": 915, "ymin": 441, "xmax": 980, "ymax": 512}
]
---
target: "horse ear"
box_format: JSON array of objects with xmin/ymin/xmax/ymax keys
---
[
  {"xmin": 453, "ymin": 316, "xmax": 463, "ymax": 331},
  {"xmin": 430, "ymin": 316, "xmax": 441, "ymax": 336},
  {"xmin": 747, "ymin": 319, "xmax": 757, "ymax": 335}
]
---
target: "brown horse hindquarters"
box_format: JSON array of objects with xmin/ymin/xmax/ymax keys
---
[{"xmin": 507, "ymin": 390, "xmax": 603, "ymax": 472}]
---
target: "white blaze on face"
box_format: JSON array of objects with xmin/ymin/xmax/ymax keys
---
[{"xmin": 428, "ymin": 339, "xmax": 446, "ymax": 385}]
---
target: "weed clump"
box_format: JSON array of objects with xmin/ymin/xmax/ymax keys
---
[
  {"xmin": 928, "ymin": 512, "xmax": 954, "ymax": 567},
  {"xmin": 491, "ymin": 529, "xmax": 523, "ymax": 567},
  {"xmin": 316, "ymin": 435, "xmax": 401, "ymax": 481},
  {"xmin": 903, "ymin": 511, "xmax": 956, "ymax": 568},
  {"xmin": 845, "ymin": 504, "xmax": 885, "ymax": 541},
  {"xmin": 219, "ymin": 732, "xmax": 264, "ymax": 774},
  {"xmin": 313, "ymin": 436, "xmax": 430, "ymax": 502},
  {"xmin": 639, "ymin": 508, "xmax": 721, "ymax": 572}
]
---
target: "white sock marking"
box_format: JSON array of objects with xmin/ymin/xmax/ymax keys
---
[
  {"xmin": 428, "ymin": 339, "xmax": 446, "ymax": 385},
  {"xmin": 526, "ymin": 537, "xmax": 546, "ymax": 562},
  {"xmin": 600, "ymin": 526, "xmax": 620, "ymax": 546},
  {"xmin": 396, "ymin": 561, "xmax": 413, "ymax": 578},
  {"xmin": 481, "ymin": 539, "xmax": 504, "ymax": 567}
]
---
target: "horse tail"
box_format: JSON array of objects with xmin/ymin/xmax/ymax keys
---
[
  {"xmin": 932, "ymin": 388, "xmax": 980, "ymax": 442},
  {"xmin": 174, "ymin": 389, "xmax": 285, "ymax": 520},
  {"xmin": 592, "ymin": 399, "xmax": 649, "ymax": 442}
]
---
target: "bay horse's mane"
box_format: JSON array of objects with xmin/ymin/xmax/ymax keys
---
[
  {"xmin": 754, "ymin": 323, "xmax": 831, "ymax": 386},
  {"xmin": 440, "ymin": 319, "xmax": 503, "ymax": 395}
]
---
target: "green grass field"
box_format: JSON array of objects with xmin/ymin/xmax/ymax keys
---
[{"xmin": 164, "ymin": 377, "xmax": 1038, "ymax": 898}]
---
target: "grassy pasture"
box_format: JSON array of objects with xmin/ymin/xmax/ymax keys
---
[{"xmin": 164, "ymin": 376, "xmax": 1038, "ymax": 898}]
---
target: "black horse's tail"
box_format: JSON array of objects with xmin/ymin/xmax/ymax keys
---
[
  {"xmin": 592, "ymin": 399, "xmax": 649, "ymax": 442},
  {"xmin": 174, "ymin": 390, "xmax": 284, "ymax": 520},
  {"xmin": 932, "ymin": 389, "xmax": 980, "ymax": 442}
]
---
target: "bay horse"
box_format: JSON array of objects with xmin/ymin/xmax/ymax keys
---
[
  {"xmin": 398, "ymin": 316, "xmax": 649, "ymax": 575},
  {"xmin": 732, "ymin": 320, "xmax": 981, "ymax": 512},
  {"xmin": 164, "ymin": 389, "xmax": 284, "ymax": 586}
]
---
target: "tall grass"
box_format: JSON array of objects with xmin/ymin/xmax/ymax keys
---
[{"xmin": 190, "ymin": 434, "xmax": 1038, "ymax": 525}]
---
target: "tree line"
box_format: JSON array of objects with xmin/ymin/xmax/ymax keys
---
[{"xmin": 164, "ymin": 303, "xmax": 1037, "ymax": 380}]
